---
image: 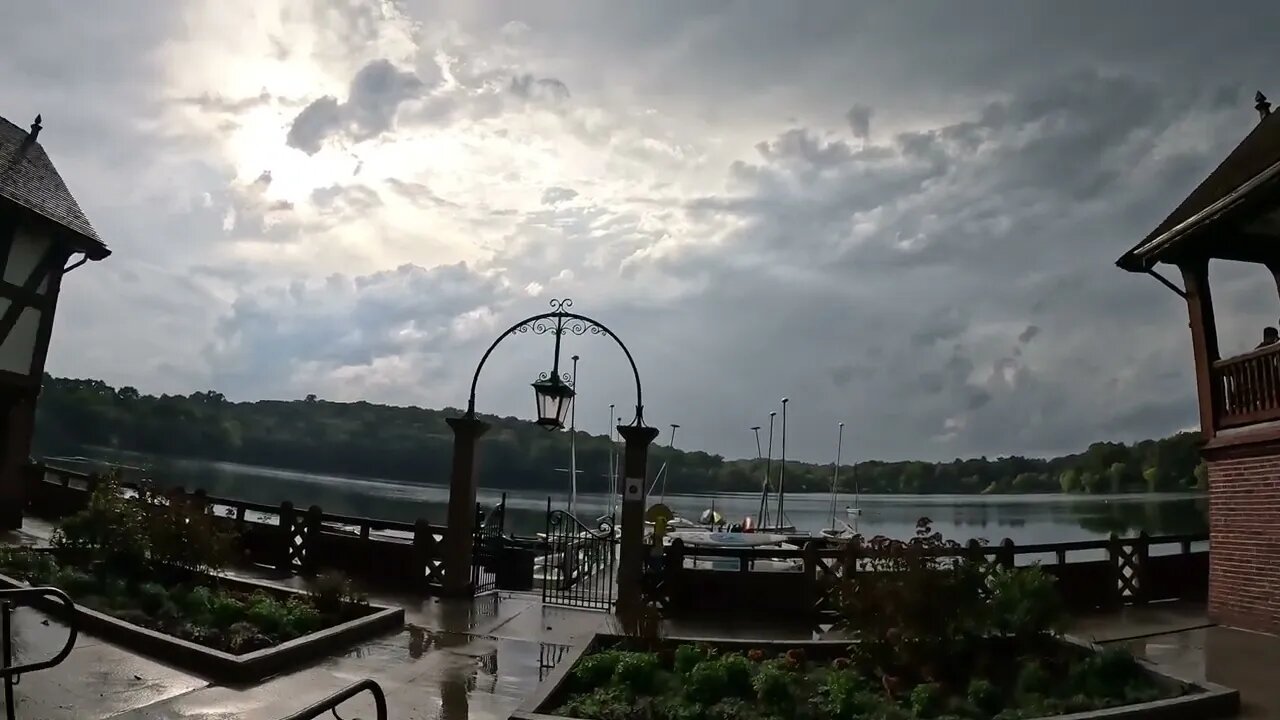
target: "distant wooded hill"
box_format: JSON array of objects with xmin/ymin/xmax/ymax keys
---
[{"xmin": 32, "ymin": 375, "xmax": 1207, "ymax": 495}]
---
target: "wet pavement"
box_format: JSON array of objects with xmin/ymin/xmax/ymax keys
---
[{"xmin": 5, "ymin": 592, "xmax": 595, "ymax": 720}]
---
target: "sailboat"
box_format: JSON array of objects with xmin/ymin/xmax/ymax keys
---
[
  {"xmin": 755, "ymin": 399, "xmax": 796, "ymax": 534},
  {"xmin": 644, "ymin": 424, "xmax": 710, "ymax": 531},
  {"xmin": 821, "ymin": 422, "xmax": 860, "ymax": 540}
]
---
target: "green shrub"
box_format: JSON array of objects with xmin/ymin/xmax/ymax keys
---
[
  {"xmin": 185, "ymin": 586, "xmax": 214, "ymax": 617},
  {"xmin": 226, "ymin": 621, "xmax": 273, "ymax": 653},
  {"xmin": 0, "ymin": 548, "xmax": 57, "ymax": 583},
  {"xmin": 559, "ymin": 687, "xmax": 633, "ymax": 720},
  {"xmin": 51, "ymin": 567, "xmax": 96, "ymax": 597},
  {"xmin": 156, "ymin": 599, "xmax": 183, "ymax": 625},
  {"xmin": 246, "ymin": 593, "xmax": 290, "ymax": 636},
  {"xmin": 614, "ymin": 652, "xmax": 661, "ymax": 693},
  {"xmin": 966, "ymin": 678, "xmax": 1002, "ymax": 715},
  {"xmin": 910, "ymin": 682, "xmax": 944, "ymax": 719},
  {"xmin": 718, "ymin": 654, "xmax": 753, "ymax": 697},
  {"xmin": 987, "ymin": 566, "xmax": 1065, "ymax": 639},
  {"xmin": 815, "ymin": 671, "xmax": 878, "ymax": 720},
  {"xmin": 1015, "ymin": 660, "xmax": 1050, "ymax": 696},
  {"xmin": 103, "ymin": 577, "xmax": 128, "ymax": 606},
  {"xmin": 752, "ymin": 664, "xmax": 792, "ymax": 707},
  {"xmin": 281, "ymin": 596, "xmax": 322, "ymax": 636},
  {"xmin": 50, "ymin": 474, "xmax": 233, "ymax": 578},
  {"xmin": 656, "ymin": 696, "xmax": 706, "ymax": 720},
  {"xmin": 140, "ymin": 488, "xmax": 233, "ymax": 573},
  {"xmin": 306, "ymin": 571, "xmax": 365, "ymax": 616},
  {"xmin": 208, "ymin": 592, "xmax": 246, "ymax": 630},
  {"xmin": 571, "ymin": 650, "xmax": 624, "ymax": 689},
  {"xmin": 686, "ymin": 660, "xmax": 730, "ymax": 704},
  {"xmin": 1068, "ymin": 647, "xmax": 1144, "ymax": 701},
  {"xmin": 706, "ymin": 698, "xmax": 752, "ymax": 720},
  {"xmin": 136, "ymin": 582, "xmax": 170, "ymax": 613},
  {"xmin": 51, "ymin": 471, "xmax": 149, "ymax": 576},
  {"xmin": 674, "ymin": 644, "xmax": 706, "ymax": 675}
]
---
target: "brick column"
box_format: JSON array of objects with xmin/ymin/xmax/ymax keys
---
[{"xmin": 1204, "ymin": 448, "xmax": 1280, "ymax": 636}]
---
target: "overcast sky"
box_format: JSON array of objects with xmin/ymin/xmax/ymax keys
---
[{"xmin": 3, "ymin": 1, "xmax": 1280, "ymax": 465}]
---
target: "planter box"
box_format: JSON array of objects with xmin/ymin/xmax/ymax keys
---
[
  {"xmin": 0, "ymin": 569, "xmax": 404, "ymax": 684},
  {"xmin": 512, "ymin": 634, "xmax": 1240, "ymax": 720}
]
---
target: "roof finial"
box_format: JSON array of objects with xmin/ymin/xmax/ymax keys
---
[
  {"xmin": 27, "ymin": 114, "xmax": 42, "ymax": 142},
  {"xmin": 1256, "ymin": 91, "xmax": 1272, "ymax": 121}
]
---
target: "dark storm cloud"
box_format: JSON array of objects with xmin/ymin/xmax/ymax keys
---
[
  {"xmin": 209, "ymin": 262, "xmax": 511, "ymax": 398},
  {"xmin": 509, "ymin": 74, "xmax": 570, "ymax": 102},
  {"xmin": 846, "ymin": 104, "xmax": 872, "ymax": 141},
  {"xmin": 287, "ymin": 59, "xmax": 427, "ymax": 154},
  {"xmin": 7, "ymin": 0, "xmax": 1280, "ymax": 463}
]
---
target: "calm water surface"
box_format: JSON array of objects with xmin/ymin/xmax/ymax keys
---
[{"xmin": 63, "ymin": 451, "xmax": 1208, "ymax": 544}]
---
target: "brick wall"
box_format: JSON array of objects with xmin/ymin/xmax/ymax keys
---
[{"xmin": 1206, "ymin": 455, "xmax": 1280, "ymax": 636}]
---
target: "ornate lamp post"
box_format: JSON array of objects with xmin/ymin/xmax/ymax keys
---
[{"xmin": 443, "ymin": 299, "xmax": 658, "ymax": 612}]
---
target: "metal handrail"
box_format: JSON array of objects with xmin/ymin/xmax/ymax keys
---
[
  {"xmin": 2, "ymin": 587, "xmax": 79, "ymax": 720},
  {"xmin": 277, "ymin": 679, "xmax": 388, "ymax": 720}
]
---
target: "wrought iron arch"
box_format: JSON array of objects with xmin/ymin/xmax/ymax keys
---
[{"xmin": 466, "ymin": 298, "xmax": 646, "ymax": 426}]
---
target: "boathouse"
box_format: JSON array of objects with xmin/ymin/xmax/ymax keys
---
[
  {"xmin": 1117, "ymin": 91, "xmax": 1280, "ymax": 636},
  {"xmin": 0, "ymin": 113, "xmax": 110, "ymax": 531}
]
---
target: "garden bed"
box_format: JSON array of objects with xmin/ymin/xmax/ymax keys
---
[
  {"xmin": 515, "ymin": 635, "xmax": 1239, "ymax": 720},
  {"xmin": 0, "ymin": 548, "xmax": 403, "ymax": 683}
]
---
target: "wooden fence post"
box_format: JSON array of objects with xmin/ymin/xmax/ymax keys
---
[
  {"xmin": 1107, "ymin": 532, "xmax": 1124, "ymax": 607},
  {"xmin": 277, "ymin": 501, "xmax": 296, "ymax": 573},
  {"xmin": 1134, "ymin": 531, "xmax": 1150, "ymax": 605},
  {"xmin": 803, "ymin": 541, "xmax": 820, "ymax": 610},
  {"xmin": 668, "ymin": 539, "xmax": 685, "ymax": 610},
  {"xmin": 302, "ymin": 505, "xmax": 323, "ymax": 576},
  {"xmin": 843, "ymin": 537, "xmax": 861, "ymax": 577},
  {"xmin": 998, "ymin": 538, "xmax": 1015, "ymax": 569},
  {"xmin": 413, "ymin": 519, "xmax": 435, "ymax": 590}
]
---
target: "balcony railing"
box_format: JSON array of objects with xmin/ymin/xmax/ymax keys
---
[{"xmin": 1214, "ymin": 343, "xmax": 1280, "ymax": 428}]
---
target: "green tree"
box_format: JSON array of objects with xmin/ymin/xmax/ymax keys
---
[
  {"xmin": 1193, "ymin": 462, "xmax": 1209, "ymax": 490},
  {"xmin": 29, "ymin": 375, "xmax": 1213, "ymax": 497}
]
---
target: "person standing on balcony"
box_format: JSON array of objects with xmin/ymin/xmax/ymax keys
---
[{"xmin": 1256, "ymin": 327, "xmax": 1279, "ymax": 349}]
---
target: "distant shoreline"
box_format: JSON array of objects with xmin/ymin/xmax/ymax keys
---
[{"xmin": 49, "ymin": 448, "xmax": 1208, "ymax": 499}]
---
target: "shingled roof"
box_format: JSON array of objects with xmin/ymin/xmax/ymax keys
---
[
  {"xmin": 0, "ymin": 114, "xmax": 109, "ymax": 260},
  {"xmin": 1117, "ymin": 97, "xmax": 1280, "ymax": 271}
]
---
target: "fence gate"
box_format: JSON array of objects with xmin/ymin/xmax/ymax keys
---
[
  {"xmin": 472, "ymin": 493, "xmax": 506, "ymax": 595},
  {"xmin": 541, "ymin": 500, "xmax": 618, "ymax": 611}
]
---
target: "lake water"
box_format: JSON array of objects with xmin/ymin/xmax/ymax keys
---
[{"xmin": 57, "ymin": 451, "xmax": 1209, "ymax": 545}]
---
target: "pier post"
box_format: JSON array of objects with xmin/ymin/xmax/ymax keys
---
[
  {"xmin": 616, "ymin": 423, "xmax": 660, "ymax": 617},
  {"xmin": 443, "ymin": 415, "xmax": 490, "ymax": 597}
]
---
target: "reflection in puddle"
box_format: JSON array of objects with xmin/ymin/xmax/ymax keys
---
[{"xmin": 409, "ymin": 624, "xmax": 428, "ymax": 658}]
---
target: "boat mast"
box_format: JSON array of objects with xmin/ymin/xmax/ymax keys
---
[
  {"xmin": 829, "ymin": 421, "xmax": 844, "ymax": 529},
  {"xmin": 660, "ymin": 424, "xmax": 679, "ymax": 503},
  {"xmin": 760, "ymin": 411, "xmax": 776, "ymax": 528},
  {"xmin": 607, "ymin": 403, "xmax": 616, "ymax": 519},
  {"xmin": 777, "ymin": 397, "xmax": 789, "ymax": 526},
  {"xmin": 751, "ymin": 425, "xmax": 763, "ymax": 526}
]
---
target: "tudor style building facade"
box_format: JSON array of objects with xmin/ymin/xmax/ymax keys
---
[
  {"xmin": 0, "ymin": 114, "xmax": 110, "ymax": 530},
  {"xmin": 1118, "ymin": 92, "xmax": 1280, "ymax": 636}
]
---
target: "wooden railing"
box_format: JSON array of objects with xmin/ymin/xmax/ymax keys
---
[
  {"xmin": 652, "ymin": 532, "xmax": 1209, "ymax": 619},
  {"xmin": 21, "ymin": 464, "xmax": 450, "ymax": 591},
  {"xmin": 1214, "ymin": 343, "xmax": 1280, "ymax": 427}
]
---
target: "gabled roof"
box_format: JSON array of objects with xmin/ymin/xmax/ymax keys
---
[
  {"xmin": 1118, "ymin": 104, "xmax": 1280, "ymax": 271},
  {"xmin": 0, "ymin": 114, "xmax": 109, "ymax": 260}
]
